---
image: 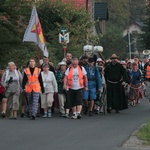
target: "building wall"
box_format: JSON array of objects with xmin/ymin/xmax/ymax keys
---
[{"xmin": 62, "ymin": 0, "xmax": 87, "ymax": 8}]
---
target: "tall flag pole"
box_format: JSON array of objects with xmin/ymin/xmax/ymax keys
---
[{"xmin": 23, "ymin": 6, "xmax": 49, "ymax": 59}]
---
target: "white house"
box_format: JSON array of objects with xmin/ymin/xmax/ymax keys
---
[
  {"xmin": 123, "ymin": 21, "xmax": 145, "ymax": 37},
  {"xmin": 123, "ymin": 21, "xmax": 146, "ymax": 58}
]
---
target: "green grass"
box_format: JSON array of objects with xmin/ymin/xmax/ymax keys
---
[{"xmin": 135, "ymin": 121, "xmax": 150, "ymax": 145}]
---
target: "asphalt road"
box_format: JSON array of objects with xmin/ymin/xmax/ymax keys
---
[{"xmin": 0, "ymin": 98, "xmax": 150, "ymax": 150}]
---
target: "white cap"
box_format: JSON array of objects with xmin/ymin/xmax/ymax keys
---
[
  {"xmin": 121, "ymin": 61, "xmax": 126, "ymax": 65},
  {"xmin": 58, "ymin": 61, "xmax": 66, "ymax": 66},
  {"xmin": 97, "ymin": 58, "xmax": 103, "ymax": 62}
]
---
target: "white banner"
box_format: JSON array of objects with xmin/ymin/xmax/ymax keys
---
[{"xmin": 23, "ymin": 6, "xmax": 49, "ymax": 57}]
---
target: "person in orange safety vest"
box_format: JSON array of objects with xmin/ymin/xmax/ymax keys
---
[
  {"xmin": 63, "ymin": 57, "xmax": 88, "ymax": 119},
  {"xmin": 22, "ymin": 58, "xmax": 44, "ymax": 120}
]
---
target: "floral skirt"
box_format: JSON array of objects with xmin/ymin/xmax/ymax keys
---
[{"xmin": 129, "ymin": 83, "xmax": 144, "ymax": 100}]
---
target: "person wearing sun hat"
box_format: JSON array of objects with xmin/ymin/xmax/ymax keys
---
[
  {"xmin": 104, "ymin": 54, "xmax": 128, "ymax": 113},
  {"xmin": 55, "ymin": 61, "xmax": 69, "ymax": 117},
  {"xmin": 95, "ymin": 58, "xmax": 106, "ymax": 114},
  {"xmin": 96, "ymin": 58, "xmax": 105, "ymax": 71},
  {"xmin": 110, "ymin": 53, "xmax": 119, "ymax": 59}
]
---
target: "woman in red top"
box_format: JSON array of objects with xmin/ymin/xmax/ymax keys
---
[{"xmin": 0, "ymin": 69, "xmax": 7, "ymax": 118}]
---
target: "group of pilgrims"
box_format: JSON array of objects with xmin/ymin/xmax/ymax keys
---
[{"xmin": 0, "ymin": 52, "xmax": 150, "ymax": 120}]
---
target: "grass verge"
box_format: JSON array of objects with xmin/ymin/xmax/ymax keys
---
[{"xmin": 135, "ymin": 121, "xmax": 150, "ymax": 145}]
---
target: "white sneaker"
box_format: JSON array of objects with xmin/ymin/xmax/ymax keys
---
[
  {"xmin": 43, "ymin": 113, "xmax": 47, "ymax": 118},
  {"xmin": 100, "ymin": 107, "xmax": 104, "ymax": 113},
  {"xmin": 64, "ymin": 113, "xmax": 69, "ymax": 118},
  {"xmin": 47, "ymin": 112, "xmax": 51, "ymax": 118},
  {"xmin": 71, "ymin": 114, "xmax": 77, "ymax": 119}
]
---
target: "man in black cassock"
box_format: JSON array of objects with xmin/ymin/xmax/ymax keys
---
[{"xmin": 104, "ymin": 54, "xmax": 128, "ymax": 113}]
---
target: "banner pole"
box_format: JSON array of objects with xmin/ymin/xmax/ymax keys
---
[
  {"xmin": 37, "ymin": 45, "xmax": 40, "ymax": 67},
  {"xmin": 63, "ymin": 44, "xmax": 67, "ymax": 58},
  {"xmin": 98, "ymin": 52, "xmax": 106, "ymax": 62}
]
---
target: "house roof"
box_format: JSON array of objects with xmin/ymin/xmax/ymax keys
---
[
  {"xmin": 134, "ymin": 21, "xmax": 146, "ymax": 28},
  {"xmin": 94, "ymin": 2, "xmax": 109, "ymax": 20},
  {"xmin": 123, "ymin": 21, "xmax": 146, "ymax": 32}
]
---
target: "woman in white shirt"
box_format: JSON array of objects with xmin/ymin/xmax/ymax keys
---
[{"xmin": 41, "ymin": 64, "xmax": 58, "ymax": 118}]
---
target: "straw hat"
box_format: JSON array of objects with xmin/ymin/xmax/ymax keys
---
[
  {"xmin": 110, "ymin": 54, "xmax": 119, "ymax": 59},
  {"xmin": 58, "ymin": 61, "xmax": 66, "ymax": 66},
  {"xmin": 8, "ymin": 62, "xmax": 16, "ymax": 66}
]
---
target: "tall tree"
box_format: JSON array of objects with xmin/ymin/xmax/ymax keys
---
[
  {"xmin": 0, "ymin": 0, "xmax": 36, "ymax": 67},
  {"xmin": 95, "ymin": 0, "xmax": 146, "ymax": 58},
  {"xmin": 100, "ymin": 32, "xmax": 127, "ymax": 59},
  {"xmin": 37, "ymin": 0, "xmax": 94, "ymax": 63},
  {"xmin": 129, "ymin": 0, "xmax": 146, "ymax": 23},
  {"xmin": 141, "ymin": 3, "xmax": 150, "ymax": 49},
  {"xmin": 0, "ymin": 0, "xmax": 94, "ymax": 66}
]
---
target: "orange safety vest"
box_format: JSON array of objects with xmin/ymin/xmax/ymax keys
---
[
  {"xmin": 67, "ymin": 66, "xmax": 84, "ymax": 89},
  {"xmin": 146, "ymin": 66, "xmax": 150, "ymax": 79},
  {"xmin": 24, "ymin": 67, "xmax": 40, "ymax": 93}
]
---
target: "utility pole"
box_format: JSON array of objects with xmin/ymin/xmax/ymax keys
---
[
  {"xmin": 128, "ymin": 0, "xmax": 131, "ymax": 59},
  {"xmin": 85, "ymin": 0, "xmax": 95, "ymax": 45},
  {"xmin": 86, "ymin": 0, "xmax": 89, "ymax": 12},
  {"xmin": 85, "ymin": 0, "xmax": 89, "ymax": 44}
]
